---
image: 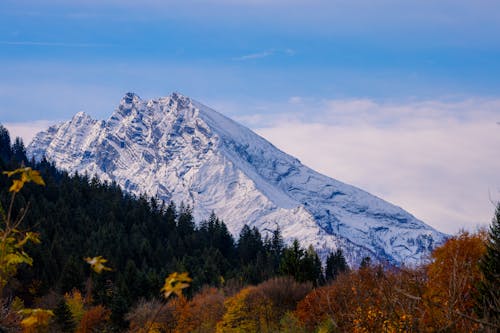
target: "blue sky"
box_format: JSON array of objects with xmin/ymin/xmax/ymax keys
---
[{"xmin": 1, "ymin": 0, "xmax": 500, "ymax": 233}]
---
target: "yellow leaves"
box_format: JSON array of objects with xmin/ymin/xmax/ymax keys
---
[
  {"xmin": 0, "ymin": 232, "xmax": 41, "ymax": 291},
  {"xmin": 24, "ymin": 168, "xmax": 45, "ymax": 186},
  {"xmin": 9, "ymin": 180, "xmax": 24, "ymax": 193},
  {"xmin": 3, "ymin": 167, "xmax": 45, "ymax": 193},
  {"xmin": 2, "ymin": 169, "xmax": 23, "ymax": 178},
  {"xmin": 11, "ymin": 296, "xmax": 25, "ymax": 312},
  {"xmin": 0, "ymin": 168, "xmax": 44, "ymax": 294},
  {"xmin": 139, "ymin": 321, "xmax": 163, "ymax": 333},
  {"xmin": 19, "ymin": 308, "xmax": 54, "ymax": 330},
  {"xmin": 84, "ymin": 256, "xmax": 112, "ymax": 274},
  {"xmin": 4, "ymin": 251, "xmax": 33, "ymax": 266},
  {"xmin": 216, "ymin": 287, "xmax": 259, "ymax": 333},
  {"xmin": 65, "ymin": 289, "xmax": 85, "ymax": 323},
  {"xmin": 161, "ymin": 272, "xmax": 192, "ymax": 299},
  {"xmin": 16, "ymin": 232, "xmax": 41, "ymax": 248}
]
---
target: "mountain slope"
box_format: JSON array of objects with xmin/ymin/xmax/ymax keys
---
[{"xmin": 28, "ymin": 92, "xmax": 447, "ymax": 265}]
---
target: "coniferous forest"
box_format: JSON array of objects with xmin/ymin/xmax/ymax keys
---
[{"xmin": 0, "ymin": 124, "xmax": 499, "ymax": 332}]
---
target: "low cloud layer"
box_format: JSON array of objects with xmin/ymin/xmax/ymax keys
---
[
  {"xmin": 251, "ymin": 98, "xmax": 500, "ymax": 234},
  {"xmin": 4, "ymin": 120, "xmax": 57, "ymax": 144}
]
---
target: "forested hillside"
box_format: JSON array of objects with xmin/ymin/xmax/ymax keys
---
[
  {"xmin": 0, "ymin": 125, "xmax": 327, "ymax": 331},
  {"xmin": 0, "ymin": 124, "xmax": 498, "ymax": 332}
]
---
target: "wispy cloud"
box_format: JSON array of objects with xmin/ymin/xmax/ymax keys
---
[
  {"xmin": 288, "ymin": 96, "xmax": 303, "ymax": 104},
  {"xmin": 233, "ymin": 50, "xmax": 274, "ymax": 61},
  {"xmin": 232, "ymin": 48, "xmax": 295, "ymax": 61},
  {"xmin": 0, "ymin": 41, "xmax": 115, "ymax": 48}
]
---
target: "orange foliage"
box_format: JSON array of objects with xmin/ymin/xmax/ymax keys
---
[
  {"xmin": 126, "ymin": 299, "xmax": 164, "ymax": 331},
  {"xmin": 77, "ymin": 305, "xmax": 110, "ymax": 333},
  {"xmin": 163, "ymin": 296, "xmax": 188, "ymax": 331},
  {"xmin": 215, "ymin": 277, "xmax": 311, "ymax": 332},
  {"xmin": 296, "ymin": 231, "xmax": 488, "ymax": 332},
  {"xmin": 175, "ymin": 287, "xmax": 225, "ymax": 333},
  {"xmin": 126, "ymin": 296, "xmax": 187, "ymax": 333},
  {"xmin": 296, "ymin": 268, "xmax": 421, "ymax": 332},
  {"xmin": 295, "ymin": 287, "xmax": 334, "ymax": 330},
  {"xmin": 256, "ymin": 276, "xmax": 311, "ymax": 319},
  {"xmin": 422, "ymin": 231, "xmax": 486, "ymax": 331}
]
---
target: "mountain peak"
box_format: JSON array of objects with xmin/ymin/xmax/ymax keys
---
[
  {"xmin": 27, "ymin": 93, "xmax": 447, "ymax": 266},
  {"xmin": 171, "ymin": 91, "xmax": 186, "ymax": 100},
  {"xmin": 69, "ymin": 111, "xmax": 95, "ymax": 128},
  {"xmin": 121, "ymin": 92, "xmax": 142, "ymax": 104},
  {"xmin": 122, "ymin": 91, "xmax": 141, "ymax": 103},
  {"xmin": 169, "ymin": 91, "xmax": 192, "ymax": 110}
]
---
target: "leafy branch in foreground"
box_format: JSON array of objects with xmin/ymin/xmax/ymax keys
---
[
  {"xmin": 85, "ymin": 256, "xmax": 113, "ymax": 274},
  {"xmin": 139, "ymin": 272, "xmax": 192, "ymax": 333},
  {"xmin": 0, "ymin": 167, "xmax": 45, "ymax": 293},
  {"xmin": 161, "ymin": 272, "xmax": 192, "ymax": 299},
  {"xmin": 0, "ymin": 167, "xmax": 53, "ymax": 331}
]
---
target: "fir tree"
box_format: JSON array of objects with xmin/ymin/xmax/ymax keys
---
[
  {"xmin": 267, "ymin": 226, "xmax": 284, "ymax": 274},
  {"xmin": 360, "ymin": 256, "xmax": 371, "ymax": 269},
  {"xmin": 11, "ymin": 137, "xmax": 27, "ymax": 164},
  {"xmin": 54, "ymin": 299, "xmax": 76, "ymax": 332},
  {"xmin": 280, "ymin": 239, "xmax": 304, "ymax": 279},
  {"xmin": 0, "ymin": 124, "xmax": 12, "ymax": 163},
  {"xmin": 477, "ymin": 203, "xmax": 500, "ymax": 327},
  {"xmin": 280, "ymin": 240, "xmax": 323, "ymax": 285},
  {"xmin": 238, "ymin": 225, "xmax": 264, "ymax": 264},
  {"xmin": 302, "ymin": 245, "xmax": 324, "ymax": 286},
  {"xmin": 272, "ymin": 227, "xmax": 284, "ymax": 249},
  {"xmin": 110, "ymin": 293, "xmax": 129, "ymax": 330},
  {"xmin": 325, "ymin": 248, "xmax": 349, "ymax": 281}
]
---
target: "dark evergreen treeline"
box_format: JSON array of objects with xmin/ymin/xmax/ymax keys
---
[{"xmin": 0, "ymin": 125, "xmax": 348, "ymax": 327}]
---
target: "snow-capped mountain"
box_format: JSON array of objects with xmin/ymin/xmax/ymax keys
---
[{"xmin": 28, "ymin": 92, "xmax": 447, "ymax": 266}]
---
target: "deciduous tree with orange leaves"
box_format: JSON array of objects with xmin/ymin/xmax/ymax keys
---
[
  {"xmin": 175, "ymin": 287, "xmax": 225, "ymax": 333},
  {"xmin": 422, "ymin": 231, "xmax": 487, "ymax": 331},
  {"xmin": 296, "ymin": 265, "xmax": 422, "ymax": 332}
]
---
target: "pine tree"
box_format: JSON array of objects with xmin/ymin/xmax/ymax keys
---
[
  {"xmin": 59, "ymin": 256, "xmax": 85, "ymax": 293},
  {"xmin": 11, "ymin": 137, "xmax": 27, "ymax": 163},
  {"xmin": 269, "ymin": 226, "xmax": 284, "ymax": 256},
  {"xmin": 302, "ymin": 245, "xmax": 324, "ymax": 286},
  {"xmin": 477, "ymin": 203, "xmax": 500, "ymax": 327},
  {"xmin": 279, "ymin": 240, "xmax": 322, "ymax": 285},
  {"xmin": 325, "ymin": 248, "xmax": 349, "ymax": 281},
  {"xmin": 110, "ymin": 293, "xmax": 129, "ymax": 330},
  {"xmin": 280, "ymin": 239, "xmax": 304, "ymax": 279},
  {"xmin": 238, "ymin": 225, "xmax": 264, "ymax": 264},
  {"xmin": 267, "ymin": 226, "xmax": 284, "ymax": 274},
  {"xmin": 360, "ymin": 256, "xmax": 371, "ymax": 269},
  {"xmin": 0, "ymin": 124, "xmax": 12, "ymax": 162},
  {"xmin": 177, "ymin": 202, "xmax": 195, "ymax": 237},
  {"xmin": 54, "ymin": 299, "xmax": 76, "ymax": 332}
]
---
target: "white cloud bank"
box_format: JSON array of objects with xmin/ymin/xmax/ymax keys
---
[
  {"xmin": 4, "ymin": 120, "xmax": 57, "ymax": 144},
  {"xmin": 252, "ymin": 98, "xmax": 500, "ymax": 235}
]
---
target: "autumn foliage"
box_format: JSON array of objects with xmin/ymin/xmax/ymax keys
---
[
  {"xmin": 422, "ymin": 231, "xmax": 487, "ymax": 331},
  {"xmin": 1, "ymin": 135, "xmax": 499, "ymax": 332},
  {"xmin": 175, "ymin": 287, "xmax": 225, "ymax": 333},
  {"xmin": 295, "ymin": 231, "xmax": 491, "ymax": 333},
  {"xmin": 77, "ymin": 305, "xmax": 110, "ymax": 333},
  {"xmin": 296, "ymin": 267, "xmax": 418, "ymax": 332}
]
